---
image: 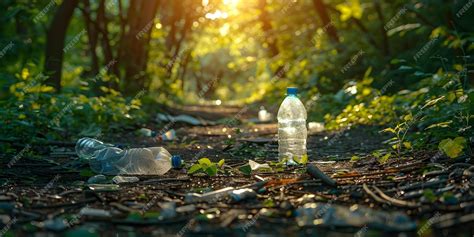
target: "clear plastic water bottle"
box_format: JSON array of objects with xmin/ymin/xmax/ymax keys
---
[
  {"xmin": 76, "ymin": 138, "xmax": 115, "ymax": 159},
  {"xmin": 75, "ymin": 138, "xmax": 176, "ymax": 175},
  {"xmin": 277, "ymin": 87, "xmax": 307, "ymax": 164}
]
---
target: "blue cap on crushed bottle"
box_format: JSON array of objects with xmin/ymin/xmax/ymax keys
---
[
  {"xmin": 287, "ymin": 87, "xmax": 298, "ymax": 96},
  {"xmin": 172, "ymin": 155, "xmax": 182, "ymax": 168}
]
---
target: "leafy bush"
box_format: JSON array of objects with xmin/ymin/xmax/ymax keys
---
[{"xmin": 0, "ymin": 70, "xmax": 149, "ymax": 143}]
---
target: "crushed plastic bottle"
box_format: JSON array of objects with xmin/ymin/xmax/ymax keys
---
[
  {"xmin": 161, "ymin": 129, "xmax": 177, "ymax": 141},
  {"xmin": 136, "ymin": 128, "xmax": 177, "ymax": 141},
  {"xmin": 230, "ymin": 188, "xmax": 257, "ymax": 202},
  {"xmin": 87, "ymin": 174, "xmax": 107, "ymax": 184},
  {"xmin": 184, "ymin": 187, "xmax": 234, "ymax": 203},
  {"xmin": 75, "ymin": 138, "xmax": 172, "ymax": 175},
  {"xmin": 249, "ymin": 160, "xmax": 271, "ymax": 171},
  {"xmin": 112, "ymin": 175, "xmax": 139, "ymax": 184},
  {"xmin": 277, "ymin": 87, "xmax": 307, "ymax": 164}
]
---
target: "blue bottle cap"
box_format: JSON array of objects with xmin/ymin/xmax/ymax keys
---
[
  {"xmin": 287, "ymin": 87, "xmax": 298, "ymax": 96},
  {"xmin": 171, "ymin": 155, "xmax": 182, "ymax": 169}
]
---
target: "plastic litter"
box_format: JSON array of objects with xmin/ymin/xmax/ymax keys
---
[
  {"xmin": 79, "ymin": 207, "xmax": 111, "ymax": 218},
  {"xmin": 137, "ymin": 128, "xmax": 155, "ymax": 137},
  {"xmin": 230, "ymin": 188, "xmax": 257, "ymax": 202},
  {"xmin": 308, "ymin": 122, "xmax": 325, "ymax": 133},
  {"xmin": 184, "ymin": 187, "xmax": 235, "ymax": 203},
  {"xmin": 278, "ymin": 87, "xmax": 307, "ymax": 164},
  {"xmin": 249, "ymin": 160, "xmax": 271, "ymax": 171},
  {"xmin": 159, "ymin": 202, "xmax": 177, "ymax": 219},
  {"xmin": 171, "ymin": 155, "xmax": 183, "ymax": 169},
  {"xmin": 161, "ymin": 129, "xmax": 177, "ymax": 141},
  {"xmin": 112, "ymin": 176, "xmax": 139, "ymax": 184},
  {"xmin": 136, "ymin": 128, "xmax": 177, "ymax": 140},
  {"xmin": 76, "ymin": 138, "xmax": 172, "ymax": 175},
  {"xmin": 87, "ymin": 174, "xmax": 107, "ymax": 184},
  {"xmin": 258, "ymin": 106, "xmax": 273, "ymax": 122},
  {"xmin": 157, "ymin": 113, "xmax": 213, "ymax": 126},
  {"xmin": 41, "ymin": 218, "xmax": 69, "ymax": 231},
  {"xmin": 87, "ymin": 184, "xmax": 120, "ymax": 192},
  {"xmin": 295, "ymin": 203, "xmax": 417, "ymax": 231},
  {"xmin": 176, "ymin": 204, "xmax": 196, "ymax": 213}
]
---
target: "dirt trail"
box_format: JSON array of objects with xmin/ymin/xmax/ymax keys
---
[{"xmin": 1, "ymin": 104, "xmax": 473, "ymax": 236}]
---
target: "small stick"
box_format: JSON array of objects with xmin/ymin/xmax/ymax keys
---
[
  {"xmin": 372, "ymin": 186, "xmax": 420, "ymax": 208},
  {"xmin": 362, "ymin": 183, "xmax": 387, "ymax": 204},
  {"xmin": 307, "ymin": 164, "xmax": 337, "ymax": 187}
]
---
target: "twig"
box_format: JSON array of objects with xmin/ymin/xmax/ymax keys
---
[
  {"xmin": 372, "ymin": 186, "xmax": 420, "ymax": 208},
  {"xmin": 362, "ymin": 183, "xmax": 387, "ymax": 204},
  {"xmin": 307, "ymin": 164, "xmax": 337, "ymax": 186}
]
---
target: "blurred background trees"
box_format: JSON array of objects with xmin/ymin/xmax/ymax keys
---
[{"xmin": 0, "ymin": 0, "xmax": 473, "ymax": 151}]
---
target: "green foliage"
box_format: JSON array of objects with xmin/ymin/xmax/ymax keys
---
[
  {"xmin": 187, "ymin": 158, "xmax": 225, "ymax": 176},
  {"xmin": 324, "ymin": 68, "xmax": 398, "ymax": 130},
  {"xmin": 439, "ymin": 137, "xmax": 467, "ymax": 158},
  {"xmin": 315, "ymin": 25, "xmax": 473, "ymax": 160},
  {"xmin": 0, "ymin": 67, "xmax": 150, "ymax": 144},
  {"xmin": 238, "ymin": 164, "xmax": 252, "ymax": 176},
  {"xmin": 293, "ymin": 154, "xmax": 308, "ymax": 165},
  {"xmin": 0, "ymin": 0, "xmax": 473, "ymax": 162},
  {"xmin": 422, "ymin": 189, "xmax": 437, "ymax": 203}
]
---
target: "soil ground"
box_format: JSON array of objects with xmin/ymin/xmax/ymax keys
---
[{"xmin": 1, "ymin": 105, "xmax": 473, "ymax": 237}]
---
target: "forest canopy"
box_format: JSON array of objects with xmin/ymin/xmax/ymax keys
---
[{"xmin": 0, "ymin": 0, "xmax": 473, "ymax": 155}]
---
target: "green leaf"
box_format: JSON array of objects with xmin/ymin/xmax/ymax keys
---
[
  {"xmin": 378, "ymin": 153, "xmax": 391, "ymax": 164},
  {"xmin": 263, "ymin": 198, "xmax": 275, "ymax": 207},
  {"xmin": 293, "ymin": 154, "xmax": 308, "ymax": 165},
  {"xmin": 143, "ymin": 211, "xmax": 161, "ymax": 219},
  {"xmin": 439, "ymin": 137, "xmax": 466, "ymax": 158},
  {"xmin": 423, "ymin": 189, "xmax": 437, "ymax": 203},
  {"xmin": 198, "ymin": 158, "xmax": 212, "ymax": 166},
  {"xmin": 300, "ymin": 154, "xmax": 308, "ymax": 164},
  {"xmin": 422, "ymin": 96, "xmax": 445, "ymax": 109},
  {"xmin": 126, "ymin": 212, "xmax": 143, "ymax": 221},
  {"xmin": 238, "ymin": 164, "xmax": 252, "ymax": 176},
  {"xmin": 381, "ymin": 127, "xmax": 396, "ymax": 134},
  {"xmin": 453, "ymin": 137, "xmax": 467, "ymax": 145},
  {"xmin": 204, "ymin": 163, "xmax": 217, "ymax": 176},
  {"xmin": 217, "ymin": 159, "xmax": 225, "ymax": 168},
  {"xmin": 425, "ymin": 121, "xmax": 452, "ymax": 130},
  {"xmin": 188, "ymin": 164, "xmax": 202, "ymax": 174},
  {"xmin": 350, "ymin": 155, "xmax": 360, "ymax": 162}
]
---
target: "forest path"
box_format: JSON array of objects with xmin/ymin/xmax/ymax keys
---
[{"xmin": 0, "ymin": 104, "xmax": 472, "ymax": 236}]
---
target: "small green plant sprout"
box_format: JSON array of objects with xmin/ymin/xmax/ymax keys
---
[
  {"xmin": 292, "ymin": 154, "xmax": 309, "ymax": 165},
  {"xmin": 438, "ymin": 137, "xmax": 467, "ymax": 158},
  {"xmin": 372, "ymin": 150, "xmax": 391, "ymax": 164},
  {"xmin": 188, "ymin": 158, "xmax": 225, "ymax": 176},
  {"xmin": 350, "ymin": 155, "xmax": 360, "ymax": 162},
  {"xmin": 382, "ymin": 116, "xmax": 413, "ymax": 157}
]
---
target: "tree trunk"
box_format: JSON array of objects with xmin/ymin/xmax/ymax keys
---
[
  {"xmin": 374, "ymin": 1, "xmax": 390, "ymax": 56},
  {"xmin": 312, "ymin": 0, "xmax": 339, "ymax": 43},
  {"xmin": 81, "ymin": 0, "xmax": 99, "ymax": 75},
  {"xmin": 258, "ymin": 0, "xmax": 279, "ymax": 57},
  {"xmin": 122, "ymin": 0, "xmax": 160, "ymax": 95},
  {"xmin": 44, "ymin": 0, "xmax": 79, "ymax": 92},
  {"xmin": 97, "ymin": 0, "xmax": 120, "ymax": 89},
  {"xmin": 167, "ymin": 4, "xmax": 193, "ymax": 77}
]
